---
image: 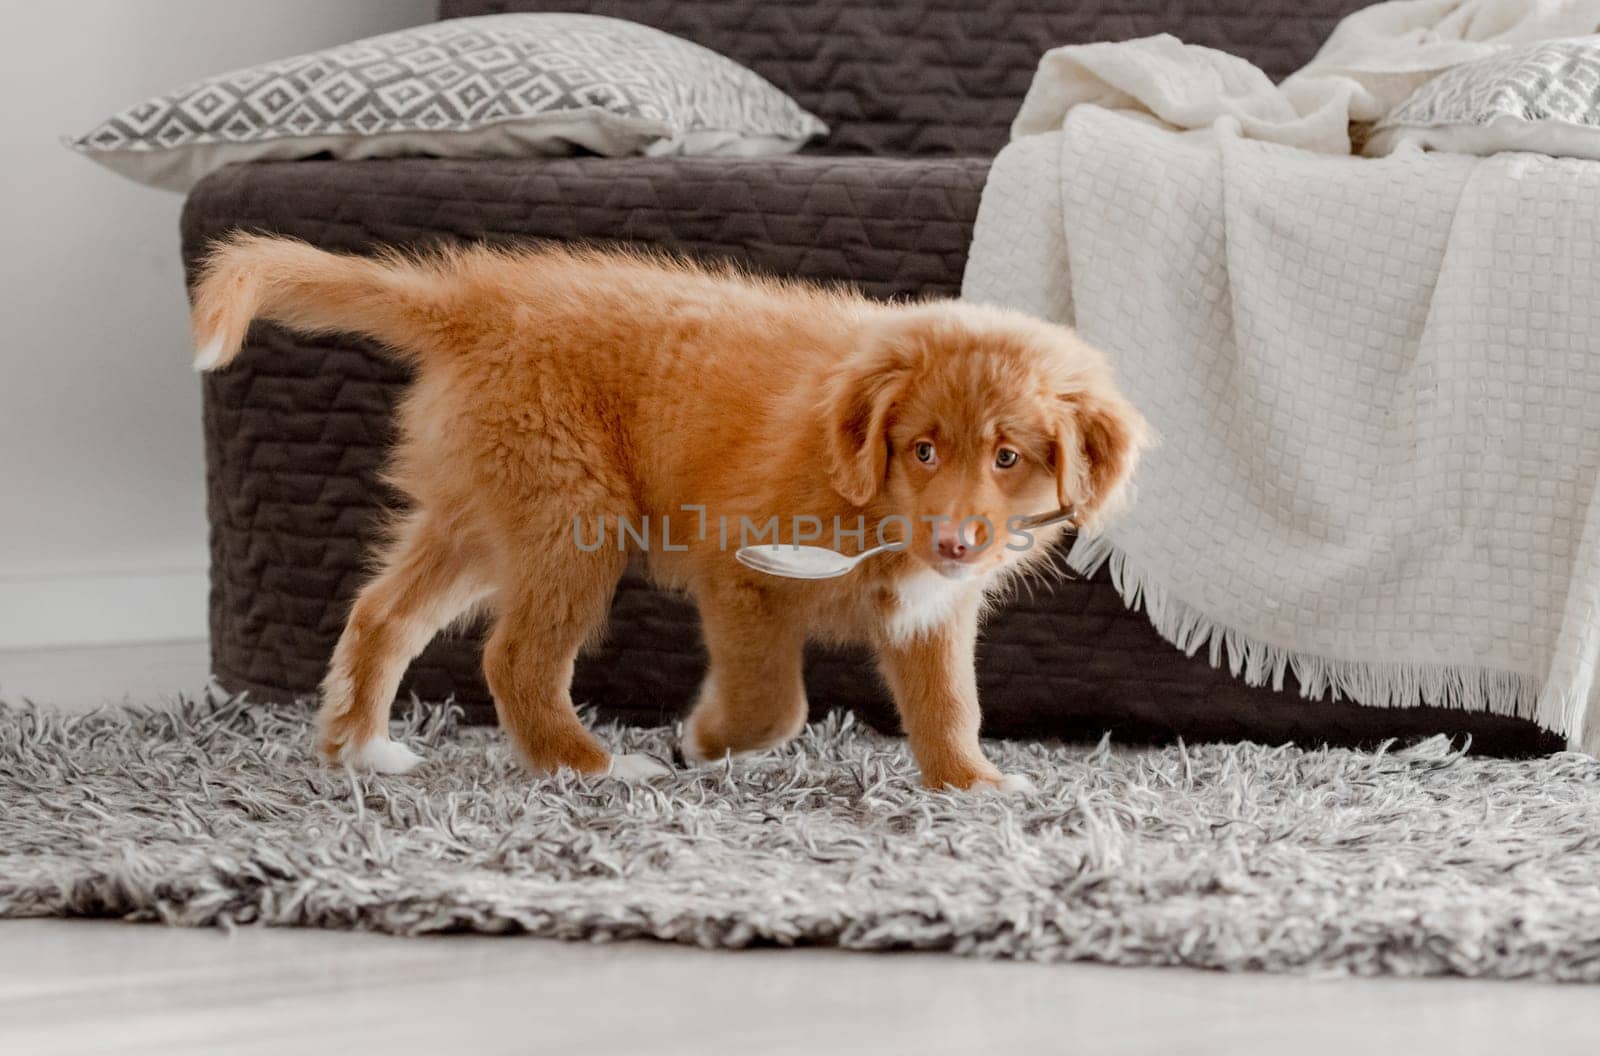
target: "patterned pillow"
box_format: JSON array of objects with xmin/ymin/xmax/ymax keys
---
[
  {"xmin": 67, "ymin": 14, "xmax": 828, "ymax": 192},
  {"xmin": 1368, "ymin": 37, "xmax": 1600, "ymax": 160}
]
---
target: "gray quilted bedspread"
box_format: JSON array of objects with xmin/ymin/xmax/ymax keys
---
[
  {"xmin": 443, "ymin": 0, "xmax": 1371, "ymax": 156},
  {"xmin": 182, "ymin": 153, "xmax": 1557, "ymax": 752}
]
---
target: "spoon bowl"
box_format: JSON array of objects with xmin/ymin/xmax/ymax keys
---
[
  {"xmin": 735, "ymin": 544, "xmax": 865, "ymax": 580},
  {"xmin": 734, "ymin": 507, "xmax": 1080, "ymax": 580}
]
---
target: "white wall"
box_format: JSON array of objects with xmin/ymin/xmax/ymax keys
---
[{"xmin": 0, "ymin": 0, "xmax": 435, "ymax": 650}]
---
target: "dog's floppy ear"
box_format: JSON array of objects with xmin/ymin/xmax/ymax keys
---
[
  {"xmin": 1053, "ymin": 389, "xmax": 1150, "ymax": 532},
  {"xmin": 821, "ymin": 339, "xmax": 909, "ymax": 507}
]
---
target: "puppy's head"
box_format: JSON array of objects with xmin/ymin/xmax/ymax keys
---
[{"xmin": 821, "ymin": 303, "xmax": 1150, "ymax": 580}]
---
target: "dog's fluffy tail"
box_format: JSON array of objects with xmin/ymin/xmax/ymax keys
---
[{"xmin": 189, "ymin": 233, "xmax": 479, "ymax": 372}]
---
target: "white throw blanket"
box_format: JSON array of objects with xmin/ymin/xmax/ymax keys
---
[
  {"xmin": 965, "ymin": 0, "xmax": 1600, "ymax": 749},
  {"xmin": 1011, "ymin": 0, "xmax": 1600, "ymax": 155}
]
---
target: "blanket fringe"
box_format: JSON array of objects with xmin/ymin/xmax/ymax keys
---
[{"xmin": 1068, "ymin": 535, "xmax": 1575, "ymax": 736}]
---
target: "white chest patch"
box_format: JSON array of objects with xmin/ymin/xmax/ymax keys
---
[{"xmin": 885, "ymin": 568, "xmax": 973, "ymax": 644}]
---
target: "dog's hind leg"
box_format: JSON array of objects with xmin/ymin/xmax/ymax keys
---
[
  {"xmin": 319, "ymin": 513, "xmax": 490, "ymax": 773},
  {"xmin": 482, "ymin": 541, "xmax": 669, "ymax": 782},
  {"xmin": 681, "ymin": 582, "xmax": 809, "ymax": 764}
]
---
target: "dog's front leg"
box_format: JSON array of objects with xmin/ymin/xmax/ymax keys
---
[{"xmin": 876, "ymin": 594, "xmax": 1031, "ymax": 793}]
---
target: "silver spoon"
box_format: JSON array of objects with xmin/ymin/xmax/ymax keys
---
[{"xmin": 735, "ymin": 507, "xmax": 1080, "ymax": 580}]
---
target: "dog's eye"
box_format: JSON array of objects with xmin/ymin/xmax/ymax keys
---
[
  {"xmin": 995, "ymin": 448, "xmax": 1019, "ymax": 469},
  {"xmin": 914, "ymin": 441, "xmax": 937, "ymax": 464}
]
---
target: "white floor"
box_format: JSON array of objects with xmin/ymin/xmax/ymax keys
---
[
  {"xmin": 0, "ymin": 639, "xmax": 211, "ymax": 713},
  {"xmin": 3, "ymin": 642, "xmax": 1596, "ymax": 1055}
]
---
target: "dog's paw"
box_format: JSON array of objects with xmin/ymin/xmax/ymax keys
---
[
  {"xmin": 341, "ymin": 737, "xmax": 424, "ymax": 775},
  {"xmin": 678, "ymin": 725, "xmax": 713, "ymax": 766},
  {"xmin": 679, "ymin": 717, "xmax": 741, "ymax": 766},
  {"xmin": 946, "ymin": 772, "xmax": 1036, "ymax": 795},
  {"xmin": 926, "ymin": 768, "xmax": 1036, "ymax": 794},
  {"xmin": 678, "ymin": 715, "xmax": 797, "ymax": 766},
  {"xmin": 987, "ymin": 772, "xmax": 1037, "ymax": 795},
  {"xmin": 605, "ymin": 753, "xmax": 674, "ymax": 783}
]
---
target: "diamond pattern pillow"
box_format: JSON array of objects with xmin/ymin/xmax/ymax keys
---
[
  {"xmin": 67, "ymin": 14, "xmax": 829, "ymax": 192},
  {"xmin": 1368, "ymin": 37, "xmax": 1600, "ymax": 160}
]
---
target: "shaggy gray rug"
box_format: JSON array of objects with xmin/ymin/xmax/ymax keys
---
[{"xmin": 3, "ymin": 695, "xmax": 1599, "ymax": 980}]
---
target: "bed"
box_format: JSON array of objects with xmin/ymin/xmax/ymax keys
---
[{"xmin": 183, "ymin": 0, "xmax": 1557, "ymax": 752}]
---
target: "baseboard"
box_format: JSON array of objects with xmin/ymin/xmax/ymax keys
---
[{"xmin": 0, "ymin": 563, "xmax": 209, "ymax": 651}]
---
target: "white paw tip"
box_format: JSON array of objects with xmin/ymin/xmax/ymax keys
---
[
  {"xmin": 679, "ymin": 731, "xmax": 713, "ymax": 767},
  {"xmin": 606, "ymin": 752, "xmax": 674, "ymax": 782},
  {"xmin": 986, "ymin": 773, "xmax": 1037, "ymax": 795},
  {"xmin": 193, "ymin": 335, "xmax": 224, "ymax": 372},
  {"xmin": 343, "ymin": 738, "xmax": 423, "ymax": 775}
]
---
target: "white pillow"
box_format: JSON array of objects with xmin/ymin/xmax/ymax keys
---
[
  {"xmin": 1368, "ymin": 36, "xmax": 1600, "ymax": 160},
  {"xmin": 67, "ymin": 13, "xmax": 829, "ymax": 192}
]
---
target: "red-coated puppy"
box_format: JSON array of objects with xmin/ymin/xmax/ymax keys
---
[{"xmin": 191, "ymin": 235, "xmax": 1148, "ymax": 790}]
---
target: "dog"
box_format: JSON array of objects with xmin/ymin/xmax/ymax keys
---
[{"xmin": 190, "ymin": 234, "xmax": 1149, "ymax": 791}]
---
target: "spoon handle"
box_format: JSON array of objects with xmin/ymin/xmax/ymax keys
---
[{"xmin": 1016, "ymin": 506, "xmax": 1080, "ymax": 531}]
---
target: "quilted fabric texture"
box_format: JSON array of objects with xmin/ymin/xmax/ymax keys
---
[
  {"xmin": 185, "ymin": 153, "xmax": 1557, "ymax": 753},
  {"xmin": 442, "ymin": 0, "xmax": 1372, "ymax": 155}
]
